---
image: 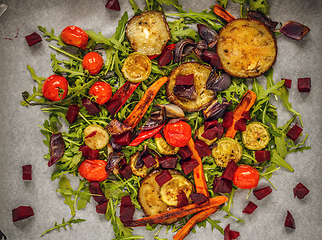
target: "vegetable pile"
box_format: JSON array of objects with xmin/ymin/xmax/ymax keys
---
[{"xmin": 20, "ymin": 0, "xmax": 311, "ymax": 239}]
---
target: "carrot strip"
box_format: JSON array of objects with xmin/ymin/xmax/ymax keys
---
[
  {"xmin": 123, "ymin": 196, "xmax": 228, "ymax": 227},
  {"xmin": 213, "ymin": 4, "xmax": 236, "ymax": 23},
  {"xmin": 225, "ymin": 90, "xmax": 257, "ymax": 139},
  {"xmin": 173, "ymin": 207, "xmax": 219, "ymax": 240},
  {"xmin": 187, "ymin": 138, "xmax": 209, "ymax": 198},
  {"xmin": 123, "ymin": 77, "xmax": 168, "ymax": 128}
]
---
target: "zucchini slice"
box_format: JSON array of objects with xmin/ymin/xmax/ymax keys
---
[
  {"xmin": 130, "ymin": 151, "xmax": 159, "ymax": 178},
  {"xmin": 84, "ymin": 124, "xmax": 109, "ymax": 150},
  {"xmin": 212, "ymin": 137, "xmax": 242, "ymax": 167},
  {"xmin": 121, "ymin": 52, "xmax": 151, "ymax": 83},
  {"xmin": 242, "ymin": 122, "xmax": 270, "ymax": 150},
  {"xmin": 155, "ymin": 136, "xmax": 180, "ymax": 155}
]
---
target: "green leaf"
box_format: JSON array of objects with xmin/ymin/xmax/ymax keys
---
[
  {"xmin": 40, "ymin": 216, "xmax": 85, "ymax": 237},
  {"xmin": 270, "ymin": 149, "xmax": 294, "ymax": 172},
  {"xmin": 58, "ymin": 175, "xmax": 76, "ymax": 216},
  {"xmin": 86, "ymin": 31, "xmax": 111, "ymax": 45},
  {"xmin": 249, "ymin": 0, "xmax": 270, "ymax": 15},
  {"xmin": 38, "ymin": 26, "xmax": 66, "ymax": 46},
  {"xmin": 128, "ymin": 0, "xmax": 142, "ymax": 15}
]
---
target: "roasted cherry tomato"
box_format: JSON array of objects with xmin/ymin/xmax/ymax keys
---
[
  {"xmin": 163, "ymin": 121, "xmax": 191, "ymax": 147},
  {"xmin": 61, "ymin": 25, "xmax": 88, "ymax": 49},
  {"xmin": 78, "ymin": 159, "xmax": 108, "ymax": 182},
  {"xmin": 89, "ymin": 81, "xmax": 112, "ymax": 105},
  {"xmin": 82, "ymin": 52, "xmax": 104, "ymax": 75},
  {"xmin": 233, "ymin": 164, "xmax": 259, "ymax": 189},
  {"xmin": 42, "ymin": 75, "xmax": 68, "ymax": 101}
]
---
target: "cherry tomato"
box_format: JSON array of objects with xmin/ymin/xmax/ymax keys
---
[
  {"xmin": 42, "ymin": 75, "xmax": 68, "ymax": 101},
  {"xmin": 61, "ymin": 25, "xmax": 88, "ymax": 49},
  {"xmin": 89, "ymin": 81, "xmax": 113, "ymax": 105},
  {"xmin": 233, "ymin": 164, "xmax": 259, "ymax": 189},
  {"xmin": 163, "ymin": 121, "xmax": 191, "ymax": 147},
  {"xmin": 82, "ymin": 52, "xmax": 104, "ymax": 75},
  {"xmin": 78, "ymin": 159, "xmax": 108, "ymax": 182}
]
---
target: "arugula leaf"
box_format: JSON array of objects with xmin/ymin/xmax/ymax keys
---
[
  {"xmin": 249, "ymin": 0, "xmax": 270, "ymax": 15},
  {"xmin": 168, "ymin": 18, "xmax": 198, "ymax": 42},
  {"xmin": 270, "ymin": 149, "xmax": 294, "ymax": 172},
  {"xmin": 58, "ymin": 175, "xmax": 76, "ymax": 216},
  {"xmin": 40, "ymin": 217, "xmax": 85, "ymax": 237},
  {"xmin": 128, "ymin": 0, "xmax": 142, "ymax": 15},
  {"xmin": 38, "ymin": 26, "xmax": 66, "ymax": 46}
]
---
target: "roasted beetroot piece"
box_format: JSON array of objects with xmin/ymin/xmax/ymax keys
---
[
  {"xmin": 106, "ymin": 152, "xmax": 124, "ymax": 174},
  {"xmin": 82, "ymin": 98, "xmax": 101, "ymax": 115},
  {"xmin": 119, "ymin": 157, "xmax": 127, "ymax": 167},
  {"xmin": 180, "ymin": 158, "xmax": 199, "ymax": 175},
  {"xmin": 175, "ymin": 74, "xmax": 194, "ymax": 86},
  {"xmin": 22, "ymin": 165, "xmax": 32, "ymax": 180},
  {"xmin": 177, "ymin": 145, "xmax": 193, "ymax": 160},
  {"xmin": 190, "ymin": 193, "xmax": 209, "ymax": 205},
  {"xmin": 177, "ymin": 191, "xmax": 189, "ymax": 208},
  {"xmin": 121, "ymin": 195, "xmax": 133, "ymax": 207},
  {"xmin": 210, "ymin": 53, "xmax": 222, "ymax": 69},
  {"xmin": 213, "ymin": 176, "xmax": 232, "ymax": 193},
  {"xmin": 158, "ymin": 48, "xmax": 174, "ymax": 67},
  {"xmin": 48, "ymin": 133, "xmax": 65, "ymax": 167},
  {"xmin": 255, "ymin": 150, "xmax": 270, "ymax": 162},
  {"xmin": 87, "ymin": 149, "xmax": 99, "ymax": 160},
  {"xmin": 201, "ymin": 127, "xmax": 217, "ymax": 140},
  {"xmin": 241, "ymin": 111, "xmax": 251, "ymax": 120},
  {"xmin": 79, "ymin": 145, "xmax": 91, "ymax": 158},
  {"xmin": 283, "ymin": 78, "xmax": 292, "ymax": 89},
  {"xmin": 65, "ymin": 105, "xmax": 80, "ymax": 124},
  {"xmin": 142, "ymin": 153, "xmax": 157, "ymax": 168},
  {"xmin": 119, "ymin": 164, "xmax": 132, "ymax": 179},
  {"xmin": 285, "ymin": 211, "xmax": 296, "ymax": 229},
  {"xmin": 105, "ymin": 0, "xmax": 120, "ymax": 11},
  {"xmin": 234, "ymin": 118, "xmax": 246, "ymax": 132},
  {"xmin": 221, "ymin": 160, "xmax": 238, "ymax": 181},
  {"xmin": 155, "ymin": 170, "xmax": 173, "ymax": 186},
  {"xmin": 197, "ymin": 24, "xmax": 218, "ymax": 48},
  {"xmin": 113, "ymin": 131, "xmax": 132, "ymax": 146},
  {"xmin": 25, "ymin": 32, "xmax": 42, "ymax": 46},
  {"xmin": 286, "ymin": 124, "xmax": 303, "ymax": 141},
  {"xmin": 12, "ymin": 206, "xmax": 34, "ymax": 222},
  {"xmin": 158, "ymin": 155, "xmax": 178, "ymax": 169},
  {"xmin": 202, "ymin": 50, "xmax": 217, "ymax": 63},
  {"xmin": 280, "ymin": 21, "xmax": 310, "ymax": 41},
  {"xmin": 242, "ymin": 201, "xmax": 258, "ymax": 214},
  {"xmin": 297, "ymin": 77, "xmax": 311, "ymax": 93},
  {"xmin": 253, "ymin": 186, "xmax": 272, "ymax": 200},
  {"xmin": 224, "ymin": 224, "xmax": 240, "ymax": 240},
  {"xmin": 222, "ymin": 111, "xmax": 234, "ymax": 129},
  {"xmin": 120, "ymin": 206, "xmax": 135, "ymax": 223},
  {"xmin": 89, "ymin": 181, "xmax": 108, "ymax": 204},
  {"xmin": 293, "ymin": 182, "xmax": 310, "ymax": 199},
  {"xmin": 110, "ymin": 136, "xmax": 123, "ymax": 152},
  {"xmin": 204, "ymin": 120, "xmax": 219, "ymax": 130},
  {"xmin": 96, "ymin": 201, "xmax": 108, "ymax": 214},
  {"xmin": 194, "ymin": 139, "xmax": 211, "ymax": 158}
]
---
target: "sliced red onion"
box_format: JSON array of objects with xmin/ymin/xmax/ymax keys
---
[
  {"xmin": 106, "ymin": 119, "xmax": 133, "ymax": 135},
  {"xmin": 280, "ymin": 21, "xmax": 310, "ymax": 41},
  {"xmin": 247, "ymin": 11, "xmax": 278, "ymax": 31},
  {"xmin": 203, "ymin": 98, "xmax": 231, "ymax": 120},
  {"xmin": 174, "ymin": 38, "xmax": 196, "ymax": 62},
  {"xmin": 48, "ymin": 133, "xmax": 65, "ymax": 167},
  {"xmin": 197, "ymin": 24, "xmax": 218, "ymax": 48},
  {"xmin": 106, "ymin": 152, "xmax": 124, "ymax": 174},
  {"xmin": 159, "ymin": 104, "xmax": 185, "ymax": 118}
]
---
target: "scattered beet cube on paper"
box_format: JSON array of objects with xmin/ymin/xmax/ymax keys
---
[
  {"xmin": 297, "ymin": 78, "xmax": 311, "ymax": 93},
  {"xmin": 105, "ymin": 0, "xmax": 120, "ymax": 11},
  {"xmin": 293, "ymin": 182, "xmax": 310, "ymax": 199},
  {"xmin": 283, "ymin": 78, "xmax": 292, "ymax": 89},
  {"xmin": 12, "ymin": 206, "xmax": 34, "ymax": 222},
  {"xmin": 253, "ymin": 186, "xmax": 272, "ymax": 200},
  {"xmin": 285, "ymin": 211, "xmax": 296, "ymax": 229},
  {"xmin": 25, "ymin": 32, "xmax": 42, "ymax": 46},
  {"xmin": 286, "ymin": 124, "xmax": 303, "ymax": 141},
  {"xmin": 224, "ymin": 224, "xmax": 240, "ymax": 240},
  {"xmin": 242, "ymin": 201, "xmax": 258, "ymax": 214},
  {"xmin": 22, "ymin": 164, "xmax": 32, "ymax": 180}
]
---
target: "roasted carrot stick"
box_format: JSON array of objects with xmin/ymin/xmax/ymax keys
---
[
  {"xmin": 123, "ymin": 196, "xmax": 228, "ymax": 227},
  {"xmin": 187, "ymin": 138, "xmax": 209, "ymax": 198},
  {"xmin": 213, "ymin": 4, "xmax": 236, "ymax": 23},
  {"xmin": 123, "ymin": 77, "xmax": 168, "ymax": 128},
  {"xmin": 173, "ymin": 207, "xmax": 219, "ymax": 240},
  {"xmin": 225, "ymin": 90, "xmax": 257, "ymax": 139}
]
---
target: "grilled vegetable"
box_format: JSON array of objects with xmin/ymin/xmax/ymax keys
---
[
  {"xmin": 130, "ymin": 151, "xmax": 159, "ymax": 178},
  {"xmin": 155, "ymin": 136, "xmax": 180, "ymax": 155},
  {"xmin": 196, "ymin": 125, "xmax": 217, "ymax": 146},
  {"xmin": 121, "ymin": 52, "xmax": 151, "ymax": 83},
  {"xmin": 242, "ymin": 122, "xmax": 270, "ymax": 150},
  {"xmin": 212, "ymin": 138, "xmax": 242, "ymax": 168},
  {"xmin": 84, "ymin": 124, "xmax": 110, "ymax": 150}
]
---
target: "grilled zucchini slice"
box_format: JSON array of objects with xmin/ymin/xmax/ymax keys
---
[
  {"xmin": 130, "ymin": 151, "xmax": 159, "ymax": 178},
  {"xmin": 121, "ymin": 52, "xmax": 151, "ymax": 83},
  {"xmin": 212, "ymin": 137, "xmax": 242, "ymax": 167},
  {"xmin": 242, "ymin": 122, "xmax": 270, "ymax": 150},
  {"xmin": 155, "ymin": 136, "xmax": 180, "ymax": 155},
  {"xmin": 84, "ymin": 124, "xmax": 109, "ymax": 150}
]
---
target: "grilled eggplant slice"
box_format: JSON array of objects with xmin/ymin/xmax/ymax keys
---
[
  {"xmin": 167, "ymin": 62, "xmax": 215, "ymax": 112},
  {"xmin": 126, "ymin": 10, "xmax": 171, "ymax": 56},
  {"xmin": 216, "ymin": 18, "xmax": 277, "ymax": 78}
]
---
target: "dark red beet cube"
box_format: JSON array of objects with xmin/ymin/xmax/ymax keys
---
[
  {"xmin": 221, "ymin": 160, "xmax": 238, "ymax": 181},
  {"xmin": 224, "ymin": 224, "xmax": 240, "ymax": 240},
  {"xmin": 297, "ymin": 78, "xmax": 311, "ymax": 93},
  {"xmin": 177, "ymin": 191, "xmax": 189, "ymax": 208},
  {"xmin": 234, "ymin": 118, "xmax": 246, "ymax": 132},
  {"xmin": 202, "ymin": 50, "xmax": 216, "ymax": 63},
  {"xmin": 87, "ymin": 149, "xmax": 99, "ymax": 160},
  {"xmin": 285, "ymin": 211, "xmax": 296, "ymax": 229},
  {"xmin": 253, "ymin": 186, "xmax": 272, "ymax": 200},
  {"xmin": 25, "ymin": 32, "xmax": 42, "ymax": 46},
  {"xmin": 96, "ymin": 201, "xmax": 108, "ymax": 214},
  {"xmin": 79, "ymin": 145, "xmax": 91, "ymax": 158},
  {"xmin": 142, "ymin": 153, "xmax": 156, "ymax": 168},
  {"xmin": 175, "ymin": 74, "xmax": 194, "ymax": 86},
  {"xmin": 22, "ymin": 165, "xmax": 32, "ymax": 180},
  {"xmin": 158, "ymin": 49, "xmax": 173, "ymax": 67},
  {"xmin": 155, "ymin": 170, "xmax": 173, "ymax": 186},
  {"xmin": 120, "ymin": 205, "xmax": 135, "ymax": 223},
  {"xmin": 190, "ymin": 193, "xmax": 208, "ymax": 205},
  {"xmin": 204, "ymin": 120, "xmax": 219, "ymax": 131},
  {"xmin": 158, "ymin": 155, "xmax": 178, "ymax": 169},
  {"xmin": 121, "ymin": 195, "xmax": 133, "ymax": 207},
  {"xmin": 283, "ymin": 78, "xmax": 292, "ymax": 89},
  {"xmin": 293, "ymin": 182, "xmax": 309, "ymax": 199},
  {"xmin": 194, "ymin": 139, "xmax": 211, "ymax": 158},
  {"xmin": 286, "ymin": 124, "xmax": 303, "ymax": 141},
  {"xmin": 119, "ymin": 164, "xmax": 132, "ymax": 179},
  {"xmin": 113, "ymin": 131, "xmax": 132, "ymax": 146},
  {"xmin": 66, "ymin": 105, "xmax": 80, "ymax": 124},
  {"xmin": 229, "ymin": 230, "xmax": 240, "ymax": 240},
  {"xmin": 180, "ymin": 158, "xmax": 199, "ymax": 175},
  {"xmin": 255, "ymin": 150, "xmax": 271, "ymax": 162},
  {"xmin": 105, "ymin": 0, "xmax": 120, "ymax": 11},
  {"xmin": 119, "ymin": 157, "xmax": 127, "ymax": 166},
  {"xmin": 213, "ymin": 176, "xmax": 232, "ymax": 193},
  {"xmin": 222, "ymin": 111, "xmax": 234, "ymax": 129},
  {"xmin": 12, "ymin": 206, "xmax": 34, "ymax": 222},
  {"xmin": 201, "ymin": 127, "xmax": 217, "ymax": 140},
  {"xmin": 241, "ymin": 111, "xmax": 251, "ymax": 120},
  {"xmin": 177, "ymin": 145, "xmax": 192, "ymax": 160},
  {"xmin": 82, "ymin": 98, "xmax": 101, "ymax": 115},
  {"xmin": 210, "ymin": 53, "xmax": 222, "ymax": 69},
  {"xmin": 242, "ymin": 201, "xmax": 258, "ymax": 214},
  {"xmin": 89, "ymin": 181, "xmax": 108, "ymax": 204}
]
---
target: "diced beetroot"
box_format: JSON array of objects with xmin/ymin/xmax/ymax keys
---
[
  {"xmin": 177, "ymin": 145, "xmax": 192, "ymax": 160},
  {"xmin": 204, "ymin": 120, "xmax": 219, "ymax": 130},
  {"xmin": 119, "ymin": 157, "xmax": 127, "ymax": 166},
  {"xmin": 119, "ymin": 164, "xmax": 132, "ymax": 179},
  {"xmin": 85, "ymin": 131, "xmax": 97, "ymax": 139},
  {"xmin": 120, "ymin": 205, "xmax": 135, "ymax": 223},
  {"xmin": 241, "ymin": 111, "xmax": 251, "ymax": 120},
  {"xmin": 201, "ymin": 127, "xmax": 217, "ymax": 140},
  {"xmin": 121, "ymin": 195, "xmax": 133, "ymax": 207},
  {"xmin": 242, "ymin": 201, "xmax": 258, "ymax": 214},
  {"xmin": 25, "ymin": 32, "xmax": 42, "ymax": 46},
  {"xmin": 175, "ymin": 74, "xmax": 194, "ymax": 86},
  {"xmin": 158, "ymin": 49, "xmax": 174, "ymax": 67},
  {"xmin": 297, "ymin": 78, "xmax": 311, "ymax": 93},
  {"xmin": 202, "ymin": 50, "xmax": 216, "ymax": 63},
  {"xmin": 210, "ymin": 53, "xmax": 222, "ymax": 69},
  {"xmin": 155, "ymin": 170, "xmax": 173, "ymax": 186},
  {"xmin": 96, "ymin": 201, "xmax": 108, "ymax": 214},
  {"xmin": 66, "ymin": 105, "xmax": 80, "ymax": 124},
  {"xmin": 89, "ymin": 181, "xmax": 108, "ymax": 204},
  {"xmin": 283, "ymin": 78, "xmax": 292, "ymax": 89},
  {"xmin": 87, "ymin": 149, "xmax": 99, "ymax": 160},
  {"xmin": 177, "ymin": 191, "xmax": 189, "ymax": 208},
  {"xmin": 79, "ymin": 145, "xmax": 91, "ymax": 158},
  {"xmin": 82, "ymin": 98, "xmax": 101, "ymax": 115},
  {"xmin": 105, "ymin": 0, "xmax": 120, "ymax": 11},
  {"xmin": 12, "ymin": 206, "xmax": 34, "ymax": 222},
  {"xmin": 293, "ymin": 182, "xmax": 309, "ymax": 199},
  {"xmin": 224, "ymin": 224, "xmax": 240, "ymax": 240},
  {"xmin": 158, "ymin": 155, "xmax": 178, "ymax": 169},
  {"xmin": 215, "ymin": 124, "xmax": 224, "ymax": 139},
  {"xmin": 194, "ymin": 139, "xmax": 211, "ymax": 158},
  {"xmin": 221, "ymin": 160, "xmax": 238, "ymax": 181},
  {"xmin": 222, "ymin": 111, "xmax": 233, "ymax": 129},
  {"xmin": 234, "ymin": 118, "xmax": 246, "ymax": 132},
  {"xmin": 190, "ymin": 193, "xmax": 209, "ymax": 205},
  {"xmin": 180, "ymin": 158, "xmax": 199, "ymax": 175},
  {"xmin": 255, "ymin": 150, "xmax": 270, "ymax": 162},
  {"xmin": 229, "ymin": 230, "xmax": 240, "ymax": 240},
  {"xmin": 22, "ymin": 164, "xmax": 32, "ymax": 180},
  {"xmin": 113, "ymin": 131, "xmax": 132, "ymax": 146},
  {"xmin": 213, "ymin": 176, "xmax": 232, "ymax": 193},
  {"xmin": 142, "ymin": 153, "xmax": 156, "ymax": 168},
  {"xmin": 253, "ymin": 186, "xmax": 272, "ymax": 200},
  {"xmin": 285, "ymin": 211, "xmax": 296, "ymax": 229},
  {"xmin": 286, "ymin": 124, "xmax": 303, "ymax": 141},
  {"xmin": 110, "ymin": 136, "xmax": 123, "ymax": 152}
]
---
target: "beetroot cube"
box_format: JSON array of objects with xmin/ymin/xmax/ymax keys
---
[
  {"xmin": 283, "ymin": 78, "xmax": 292, "ymax": 89},
  {"xmin": 213, "ymin": 176, "xmax": 232, "ymax": 193},
  {"xmin": 158, "ymin": 48, "xmax": 174, "ymax": 67},
  {"xmin": 201, "ymin": 127, "xmax": 218, "ymax": 140},
  {"xmin": 119, "ymin": 157, "xmax": 127, "ymax": 166},
  {"xmin": 194, "ymin": 139, "xmax": 211, "ymax": 158},
  {"xmin": 82, "ymin": 98, "xmax": 101, "ymax": 115},
  {"xmin": 234, "ymin": 118, "xmax": 246, "ymax": 132},
  {"xmin": 25, "ymin": 32, "xmax": 42, "ymax": 46},
  {"xmin": 105, "ymin": 0, "xmax": 120, "ymax": 11},
  {"xmin": 202, "ymin": 50, "xmax": 216, "ymax": 63},
  {"xmin": 22, "ymin": 165, "xmax": 32, "ymax": 180},
  {"xmin": 158, "ymin": 155, "xmax": 178, "ymax": 169},
  {"xmin": 298, "ymin": 78, "xmax": 311, "ymax": 93},
  {"xmin": 79, "ymin": 145, "xmax": 91, "ymax": 158},
  {"xmin": 66, "ymin": 105, "xmax": 80, "ymax": 124},
  {"xmin": 253, "ymin": 186, "xmax": 272, "ymax": 200},
  {"xmin": 204, "ymin": 120, "xmax": 219, "ymax": 131},
  {"xmin": 286, "ymin": 124, "xmax": 303, "ymax": 141},
  {"xmin": 12, "ymin": 206, "xmax": 34, "ymax": 222},
  {"xmin": 177, "ymin": 145, "xmax": 192, "ymax": 160},
  {"xmin": 241, "ymin": 111, "xmax": 251, "ymax": 120},
  {"xmin": 180, "ymin": 158, "xmax": 199, "ymax": 175},
  {"xmin": 87, "ymin": 149, "xmax": 99, "ymax": 160},
  {"xmin": 242, "ymin": 201, "xmax": 258, "ymax": 214},
  {"xmin": 190, "ymin": 193, "xmax": 208, "ymax": 205},
  {"xmin": 177, "ymin": 191, "xmax": 189, "ymax": 208},
  {"xmin": 255, "ymin": 150, "xmax": 271, "ymax": 162},
  {"xmin": 221, "ymin": 160, "xmax": 238, "ymax": 181},
  {"xmin": 89, "ymin": 181, "xmax": 108, "ymax": 204},
  {"xmin": 119, "ymin": 164, "xmax": 132, "ymax": 179},
  {"xmin": 210, "ymin": 53, "xmax": 222, "ymax": 69},
  {"xmin": 121, "ymin": 195, "xmax": 133, "ymax": 207},
  {"xmin": 222, "ymin": 111, "xmax": 234, "ymax": 129},
  {"xmin": 155, "ymin": 170, "xmax": 173, "ymax": 186},
  {"xmin": 142, "ymin": 153, "xmax": 156, "ymax": 168},
  {"xmin": 229, "ymin": 230, "xmax": 240, "ymax": 240},
  {"xmin": 120, "ymin": 205, "xmax": 135, "ymax": 223},
  {"xmin": 176, "ymin": 74, "xmax": 194, "ymax": 86},
  {"xmin": 113, "ymin": 131, "xmax": 132, "ymax": 146},
  {"xmin": 285, "ymin": 211, "xmax": 296, "ymax": 229},
  {"xmin": 96, "ymin": 201, "xmax": 108, "ymax": 214},
  {"xmin": 293, "ymin": 182, "xmax": 309, "ymax": 199},
  {"xmin": 224, "ymin": 224, "xmax": 231, "ymax": 240}
]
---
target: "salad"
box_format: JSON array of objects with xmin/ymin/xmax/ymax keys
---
[{"xmin": 19, "ymin": 0, "xmax": 311, "ymax": 239}]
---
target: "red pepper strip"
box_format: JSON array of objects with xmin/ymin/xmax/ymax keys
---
[
  {"xmin": 129, "ymin": 124, "xmax": 164, "ymax": 146},
  {"xmin": 105, "ymin": 82, "xmax": 140, "ymax": 117},
  {"xmin": 153, "ymin": 132, "xmax": 163, "ymax": 138},
  {"xmin": 147, "ymin": 44, "xmax": 176, "ymax": 60}
]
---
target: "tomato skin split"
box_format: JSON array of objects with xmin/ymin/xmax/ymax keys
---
[
  {"xmin": 78, "ymin": 160, "xmax": 108, "ymax": 182},
  {"xmin": 233, "ymin": 164, "xmax": 259, "ymax": 189},
  {"xmin": 82, "ymin": 52, "xmax": 104, "ymax": 75},
  {"xmin": 89, "ymin": 81, "xmax": 112, "ymax": 105},
  {"xmin": 164, "ymin": 121, "xmax": 191, "ymax": 147},
  {"xmin": 61, "ymin": 25, "xmax": 88, "ymax": 49},
  {"xmin": 42, "ymin": 75, "xmax": 68, "ymax": 101}
]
